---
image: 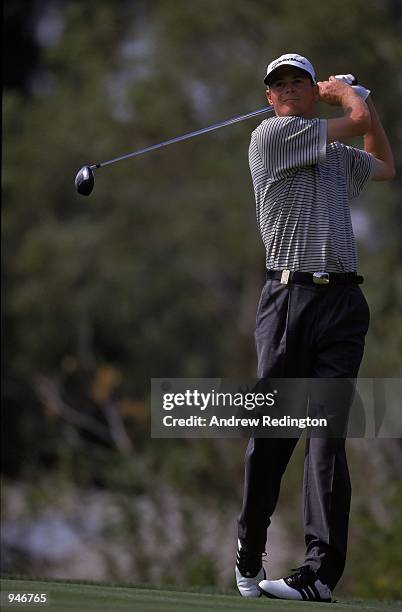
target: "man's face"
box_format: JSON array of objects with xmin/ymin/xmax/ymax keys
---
[{"xmin": 266, "ymin": 66, "xmax": 318, "ymax": 118}]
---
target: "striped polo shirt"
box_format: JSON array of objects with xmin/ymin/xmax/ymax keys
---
[{"xmin": 249, "ymin": 116, "xmax": 374, "ymax": 272}]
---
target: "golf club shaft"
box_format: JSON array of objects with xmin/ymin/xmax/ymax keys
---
[{"xmin": 90, "ymin": 106, "xmax": 274, "ymax": 170}]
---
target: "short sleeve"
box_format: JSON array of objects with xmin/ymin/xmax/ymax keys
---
[
  {"xmin": 342, "ymin": 145, "xmax": 375, "ymax": 198},
  {"xmin": 249, "ymin": 116, "xmax": 327, "ymax": 181}
]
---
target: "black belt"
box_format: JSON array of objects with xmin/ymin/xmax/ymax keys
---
[{"xmin": 266, "ymin": 269, "xmax": 364, "ymax": 285}]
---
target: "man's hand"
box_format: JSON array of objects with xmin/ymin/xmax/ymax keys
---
[
  {"xmin": 317, "ymin": 76, "xmax": 358, "ymax": 106},
  {"xmin": 322, "ymin": 76, "xmax": 371, "ymax": 142},
  {"xmin": 334, "ymin": 74, "xmax": 357, "ymax": 86},
  {"xmin": 334, "ymin": 74, "xmax": 371, "ymax": 101},
  {"xmin": 331, "ymin": 75, "xmax": 394, "ymax": 179}
]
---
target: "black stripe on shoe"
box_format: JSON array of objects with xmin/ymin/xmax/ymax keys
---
[
  {"xmin": 299, "ymin": 587, "xmax": 308, "ymax": 601},
  {"xmin": 307, "ymin": 585, "xmax": 316, "ymax": 600},
  {"xmin": 310, "ymin": 582, "xmax": 322, "ymax": 600}
]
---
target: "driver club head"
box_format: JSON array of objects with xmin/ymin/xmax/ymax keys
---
[{"xmin": 75, "ymin": 165, "xmax": 95, "ymax": 196}]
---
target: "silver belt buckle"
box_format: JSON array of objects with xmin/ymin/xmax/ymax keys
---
[
  {"xmin": 313, "ymin": 272, "xmax": 330, "ymax": 285},
  {"xmin": 280, "ymin": 269, "xmax": 290, "ymax": 284}
]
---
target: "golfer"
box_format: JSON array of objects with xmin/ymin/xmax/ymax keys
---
[{"xmin": 235, "ymin": 53, "xmax": 394, "ymax": 602}]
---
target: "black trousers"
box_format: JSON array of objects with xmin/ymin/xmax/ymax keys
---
[{"xmin": 238, "ymin": 279, "xmax": 370, "ymax": 589}]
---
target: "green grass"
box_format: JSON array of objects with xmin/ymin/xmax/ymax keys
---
[{"xmin": 1, "ymin": 578, "xmax": 401, "ymax": 612}]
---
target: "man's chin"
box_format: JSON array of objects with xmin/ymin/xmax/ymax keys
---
[{"xmin": 277, "ymin": 110, "xmax": 303, "ymax": 117}]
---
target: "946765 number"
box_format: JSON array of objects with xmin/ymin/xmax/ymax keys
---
[{"xmin": 2, "ymin": 592, "xmax": 49, "ymax": 606}]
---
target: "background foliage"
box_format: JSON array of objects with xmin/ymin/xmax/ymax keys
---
[{"xmin": 2, "ymin": 0, "xmax": 402, "ymax": 599}]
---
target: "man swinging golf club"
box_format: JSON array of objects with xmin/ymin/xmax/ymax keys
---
[{"xmin": 235, "ymin": 53, "xmax": 395, "ymax": 602}]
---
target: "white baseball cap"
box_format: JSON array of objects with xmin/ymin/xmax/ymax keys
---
[{"xmin": 264, "ymin": 53, "xmax": 316, "ymax": 86}]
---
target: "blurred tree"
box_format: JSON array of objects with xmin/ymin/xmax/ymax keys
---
[{"xmin": 3, "ymin": 0, "xmax": 41, "ymax": 94}]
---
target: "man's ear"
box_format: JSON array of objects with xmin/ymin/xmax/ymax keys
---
[
  {"xmin": 312, "ymin": 84, "xmax": 319, "ymax": 102},
  {"xmin": 266, "ymin": 89, "xmax": 272, "ymax": 105}
]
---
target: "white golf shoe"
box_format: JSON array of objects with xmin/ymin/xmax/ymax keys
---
[
  {"xmin": 258, "ymin": 565, "xmax": 332, "ymax": 602},
  {"xmin": 235, "ymin": 539, "xmax": 266, "ymax": 597}
]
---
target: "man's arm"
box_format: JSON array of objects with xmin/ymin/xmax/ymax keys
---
[
  {"xmin": 318, "ymin": 76, "xmax": 371, "ymax": 142},
  {"xmin": 364, "ymin": 97, "xmax": 395, "ymax": 181}
]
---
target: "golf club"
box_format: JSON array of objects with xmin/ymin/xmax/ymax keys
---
[{"xmin": 74, "ymin": 106, "xmax": 274, "ymax": 196}]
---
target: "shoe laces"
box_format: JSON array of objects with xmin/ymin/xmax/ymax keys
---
[{"xmin": 286, "ymin": 565, "xmax": 316, "ymax": 587}]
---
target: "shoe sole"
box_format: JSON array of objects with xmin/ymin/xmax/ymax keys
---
[
  {"xmin": 237, "ymin": 589, "xmax": 262, "ymax": 598},
  {"xmin": 258, "ymin": 585, "xmax": 331, "ymax": 603}
]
